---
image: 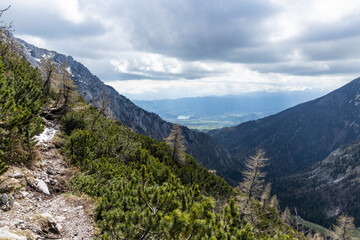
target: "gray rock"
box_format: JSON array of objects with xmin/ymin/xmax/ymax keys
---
[
  {"xmin": 1, "ymin": 193, "xmax": 14, "ymax": 211},
  {"xmin": 27, "ymin": 178, "xmax": 50, "ymax": 195},
  {"xmin": 9, "ymin": 172, "xmax": 24, "ymax": 179}
]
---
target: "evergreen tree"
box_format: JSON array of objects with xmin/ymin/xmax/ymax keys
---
[
  {"xmin": 40, "ymin": 57, "xmax": 57, "ymax": 99},
  {"xmin": 165, "ymin": 124, "xmax": 186, "ymax": 165},
  {"xmin": 240, "ymin": 149, "xmax": 269, "ymax": 204},
  {"xmin": 330, "ymin": 214, "xmax": 356, "ymax": 240},
  {"xmin": 59, "ymin": 63, "xmax": 76, "ymax": 112},
  {"xmin": 281, "ymin": 207, "xmax": 292, "ymax": 224},
  {"xmin": 0, "ymin": 35, "xmax": 43, "ymax": 163},
  {"xmin": 261, "ymin": 182, "xmax": 272, "ymax": 209}
]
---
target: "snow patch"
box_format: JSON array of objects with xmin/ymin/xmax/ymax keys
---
[
  {"xmin": 332, "ymin": 176, "xmax": 345, "ymax": 184},
  {"xmin": 66, "ymin": 66, "xmax": 72, "ymax": 75},
  {"xmin": 33, "ymin": 126, "xmax": 57, "ymax": 143}
]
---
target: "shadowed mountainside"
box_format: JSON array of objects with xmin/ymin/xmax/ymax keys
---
[{"xmin": 209, "ymin": 77, "xmax": 360, "ymax": 179}]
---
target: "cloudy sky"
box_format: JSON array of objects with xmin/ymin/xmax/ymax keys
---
[{"xmin": 2, "ymin": 0, "xmax": 360, "ymax": 100}]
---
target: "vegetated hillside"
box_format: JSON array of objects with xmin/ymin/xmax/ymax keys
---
[
  {"xmin": 59, "ymin": 99, "xmax": 304, "ymax": 239},
  {"xmin": 15, "ymin": 38, "xmax": 234, "ymax": 172},
  {"xmin": 0, "ymin": 33, "xmax": 44, "ymax": 173},
  {"xmin": 273, "ymin": 141, "xmax": 360, "ymax": 227},
  {"xmin": 209, "ymin": 77, "xmax": 360, "ymax": 179},
  {"xmin": 0, "ymin": 32, "xmax": 305, "ymax": 239}
]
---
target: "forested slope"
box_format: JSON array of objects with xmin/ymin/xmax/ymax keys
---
[{"xmin": 0, "ymin": 25, "xmax": 307, "ymax": 238}]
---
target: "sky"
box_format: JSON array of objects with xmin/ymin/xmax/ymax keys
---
[{"xmin": 2, "ymin": 0, "xmax": 360, "ymax": 100}]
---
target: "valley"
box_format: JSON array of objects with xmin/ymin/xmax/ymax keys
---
[
  {"xmin": 134, "ymin": 92, "xmax": 325, "ymax": 131},
  {"xmin": 18, "ymin": 36, "xmax": 360, "ymax": 230},
  {"xmin": 3, "ymin": 1, "xmax": 360, "ymax": 238}
]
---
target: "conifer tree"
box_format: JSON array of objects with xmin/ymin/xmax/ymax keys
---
[
  {"xmin": 165, "ymin": 124, "xmax": 186, "ymax": 165},
  {"xmin": 270, "ymin": 195, "xmax": 279, "ymax": 212},
  {"xmin": 261, "ymin": 183, "xmax": 272, "ymax": 209},
  {"xmin": 54, "ymin": 63, "xmax": 76, "ymax": 112},
  {"xmin": 240, "ymin": 149, "xmax": 269, "ymax": 204},
  {"xmin": 281, "ymin": 207, "xmax": 291, "ymax": 224},
  {"xmin": 330, "ymin": 214, "xmax": 356, "ymax": 240},
  {"xmin": 40, "ymin": 57, "xmax": 57, "ymax": 99},
  {"xmin": 91, "ymin": 96, "xmax": 109, "ymax": 131},
  {"xmin": 0, "ymin": 10, "xmax": 43, "ymax": 165}
]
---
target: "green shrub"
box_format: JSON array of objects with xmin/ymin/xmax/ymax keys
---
[
  {"xmin": 61, "ymin": 111, "xmax": 88, "ymax": 135},
  {"xmin": 0, "ymin": 153, "xmax": 9, "ymax": 175}
]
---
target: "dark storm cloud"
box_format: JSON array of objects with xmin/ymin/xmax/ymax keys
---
[
  {"xmin": 251, "ymin": 59, "xmax": 360, "ymax": 76},
  {"xmin": 90, "ymin": 0, "xmax": 360, "ymax": 76},
  {"xmin": 2, "ymin": 0, "xmax": 360, "ymax": 81},
  {"xmin": 301, "ymin": 37, "xmax": 360, "ymax": 61},
  {"xmin": 117, "ymin": 0, "xmax": 278, "ymax": 61},
  {"xmin": 4, "ymin": 7, "xmax": 105, "ymax": 39},
  {"xmin": 299, "ymin": 14, "xmax": 360, "ymax": 43}
]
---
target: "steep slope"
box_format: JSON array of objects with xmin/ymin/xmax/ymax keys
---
[
  {"xmin": 16, "ymin": 38, "xmax": 233, "ymax": 171},
  {"xmin": 273, "ymin": 141, "xmax": 360, "ymax": 227},
  {"xmin": 209, "ymin": 77, "xmax": 360, "ymax": 179}
]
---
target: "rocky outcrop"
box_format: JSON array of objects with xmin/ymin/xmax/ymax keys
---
[{"xmin": 16, "ymin": 38, "xmax": 233, "ymax": 171}]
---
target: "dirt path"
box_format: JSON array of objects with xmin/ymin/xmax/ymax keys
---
[{"xmin": 0, "ymin": 120, "xmax": 98, "ymax": 240}]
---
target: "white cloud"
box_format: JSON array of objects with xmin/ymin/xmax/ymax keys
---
[
  {"xmin": 107, "ymin": 67, "xmax": 354, "ymax": 100},
  {"xmin": 16, "ymin": 34, "xmax": 48, "ymax": 49},
  {"xmin": 110, "ymin": 52, "xmax": 182, "ymax": 76},
  {"xmin": 53, "ymin": 0, "xmax": 84, "ymax": 23},
  {"xmin": 3, "ymin": 0, "xmax": 360, "ymax": 100},
  {"xmin": 267, "ymin": 0, "xmax": 360, "ymax": 42}
]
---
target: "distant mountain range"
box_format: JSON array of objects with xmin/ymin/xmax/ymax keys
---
[
  {"xmin": 134, "ymin": 92, "xmax": 325, "ymax": 130},
  {"xmin": 209, "ymin": 77, "xmax": 360, "ymax": 226}
]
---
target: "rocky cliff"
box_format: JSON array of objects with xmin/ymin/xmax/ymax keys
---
[{"xmin": 16, "ymin": 38, "xmax": 233, "ymax": 172}]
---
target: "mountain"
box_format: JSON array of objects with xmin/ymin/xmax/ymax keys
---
[
  {"xmin": 273, "ymin": 141, "xmax": 360, "ymax": 227},
  {"xmin": 134, "ymin": 91, "xmax": 324, "ymax": 119},
  {"xmin": 134, "ymin": 92, "xmax": 324, "ymax": 131},
  {"xmin": 15, "ymin": 38, "xmax": 233, "ymax": 171},
  {"xmin": 209, "ymin": 77, "xmax": 360, "ymax": 179},
  {"xmin": 209, "ymin": 77, "xmax": 360, "ymax": 226}
]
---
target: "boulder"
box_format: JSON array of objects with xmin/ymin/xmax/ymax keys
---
[
  {"xmin": 32, "ymin": 213, "xmax": 61, "ymax": 235},
  {"xmin": 1, "ymin": 193, "xmax": 14, "ymax": 211},
  {"xmin": 35, "ymin": 179, "xmax": 50, "ymax": 195}
]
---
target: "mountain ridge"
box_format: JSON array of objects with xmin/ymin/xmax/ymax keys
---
[
  {"xmin": 15, "ymin": 37, "xmax": 234, "ymax": 171},
  {"xmin": 273, "ymin": 140, "xmax": 360, "ymax": 227},
  {"xmin": 209, "ymin": 76, "xmax": 360, "ymax": 178}
]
